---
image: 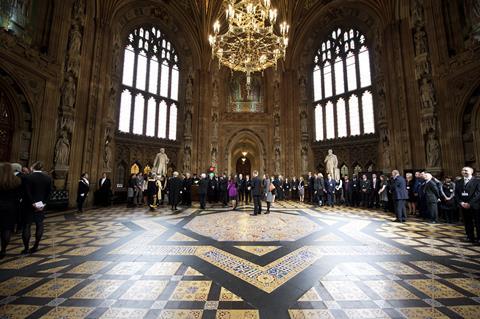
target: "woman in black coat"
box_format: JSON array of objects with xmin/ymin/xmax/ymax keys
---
[{"xmin": 0, "ymin": 163, "xmax": 22, "ymax": 258}]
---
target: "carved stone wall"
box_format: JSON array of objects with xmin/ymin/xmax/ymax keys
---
[{"xmin": 1, "ymin": 0, "xmax": 480, "ymax": 208}]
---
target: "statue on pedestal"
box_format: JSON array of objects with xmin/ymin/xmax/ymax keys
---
[
  {"xmin": 153, "ymin": 148, "xmax": 169, "ymax": 176},
  {"xmin": 324, "ymin": 149, "xmax": 339, "ymax": 180}
]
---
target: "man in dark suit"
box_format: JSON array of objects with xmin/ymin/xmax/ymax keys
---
[
  {"xmin": 343, "ymin": 176, "xmax": 352, "ymax": 206},
  {"xmin": 22, "ymin": 161, "xmax": 52, "ymax": 254},
  {"xmin": 219, "ymin": 173, "xmax": 228, "ymax": 207},
  {"xmin": 169, "ymin": 171, "xmax": 183, "ymax": 211},
  {"xmin": 76, "ymin": 173, "xmax": 90, "ymax": 213},
  {"xmin": 236, "ymin": 174, "xmax": 245, "ymax": 203},
  {"xmin": 392, "ymin": 170, "xmax": 408, "ymax": 222},
  {"xmin": 324, "ymin": 174, "xmax": 336, "ymax": 207},
  {"xmin": 455, "ymin": 167, "xmax": 480, "ymax": 243},
  {"xmin": 198, "ymin": 173, "xmax": 208, "ymax": 209},
  {"xmin": 251, "ymin": 170, "xmax": 262, "ymax": 215},
  {"xmin": 360, "ymin": 174, "xmax": 372, "ymax": 207},
  {"xmin": 182, "ymin": 172, "xmax": 193, "ymax": 206},
  {"xmin": 423, "ymin": 172, "xmax": 440, "ymax": 223},
  {"xmin": 96, "ymin": 172, "xmax": 111, "ymax": 206},
  {"xmin": 351, "ymin": 175, "xmax": 360, "ymax": 207}
]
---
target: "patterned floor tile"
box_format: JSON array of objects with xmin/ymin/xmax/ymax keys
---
[
  {"xmin": 144, "ymin": 262, "xmax": 182, "ymax": 276},
  {"xmin": 0, "ymin": 277, "xmax": 42, "ymax": 296},
  {"xmin": 167, "ymin": 232, "xmax": 198, "ymax": 241},
  {"xmin": 445, "ymin": 278, "xmax": 480, "ymax": 295},
  {"xmin": 107, "ymin": 262, "xmax": 146, "ymax": 275},
  {"xmin": 343, "ymin": 308, "xmax": 390, "ymax": 319},
  {"xmin": 68, "ymin": 261, "xmax": 112, "ymax": 274},
  {"xmin": 410, "ymin": 262, "xmax": 457, "ymax": 274},
  {"xmin": 219, "ymin": 287, "xmax": 243, "ymax": 301},
  {"xmin": 72, "ymin": 280, "xmax": 124, "ymax": 299},
  {"xmin": 98, "ymin": 308, "xmax": 148, "ymax": 319},
  {"xmin": 89, "ymin": 238, "xmax": 119, "ymax": 246},
  {"xmin": 0, "ymin": 257, "xmax": 43, "ymax": 269},
  {"xmin": 215, "ymin": 310, "xmax": 260, "ymax": 318},
  {"xmin": 184, "ymin": 267, "xmax": 203, "ymax": 276},
  {"xmin": 39, "ymin": 265, "xmax": 71, "ymax": 273},
  {"xmin": 25, "ymin": 278, "xmax": 83, "ymax": 298},
  {"xmin": 321, "ymin": 281, "xmax": 370, "ymax": 300},
  {"xmin": 397, "ymin": 307, "xmax": 449, "ymax": 319},
  {"xmin": 157, "ymin": 310, "xmax": 203, "ymax": 319},
  {"xmin": 63, "ymin": 246, "xmax": 100, "ymax": 256},
  {"xmin": 39, "ymin": 306, "xmax": 93, "ymax": 319},
  {"xmin": 363, "ymin": 280, "xmax": 419, "ymax": 300},
  {"xmin": 288, "ymin": 309, "xmax": 335, "ymax": 319},
  {"xmin": 184, "ymin": 211, "xmax": 321, "ymax": 241},
  {"xmin": 0, "ymin": 304, "xmax": 40, "ymax": 318},
  {"xmin": 375, "ymin": 262, "xmax": 421, "ymax": 275},
  {"xmin": 233, "ymin": 245, "xmax": 281, "ymax": 256},
  {"xmin": 449, "ymin": 305, "xmax": 480, "ymax": 319},
  {"xmin": 298, "ymin": 287, "xmax": 322, "ymax": 301},
  {"xmin": 120, "ymin": 280, "xmax": 168, "ymax": 300},
  {"xmin": 406, "ymin": 279, "xmax": 465, "ymax": 298},
  {"xmin": 170, "ymin": 280, "xmax": 212, "ymax": 301}
]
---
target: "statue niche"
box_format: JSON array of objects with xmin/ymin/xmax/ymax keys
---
[{"xmin": 228, "ymin": 72, "xmax": 264, "ymax": 112}]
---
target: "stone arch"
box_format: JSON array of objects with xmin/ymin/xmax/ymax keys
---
[
  {"xmin": 0, "ymin": 67, "xmax": 33, "ymax": 166},
  {"xmin": 223, "ymin": 129, "xmax": 266, "ymax": 175}
]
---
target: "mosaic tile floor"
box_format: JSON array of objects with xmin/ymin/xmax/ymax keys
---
[{"xmin": 0, "ymin": 202, "xmax": 479, "ymax": 318}]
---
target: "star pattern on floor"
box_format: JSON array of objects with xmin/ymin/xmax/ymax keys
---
[{"xmin": 0, "ymin": 201, "xmax": 479, "ymax": 318}]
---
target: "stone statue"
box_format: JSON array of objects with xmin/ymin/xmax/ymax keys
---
[
  {"xmin": 104, "ymin": 140, "xmax": 112, "ymax": 170},
  {"xmin": 420, "ymin": 78, "xmax": 436, "ymax": 109},
  {"xmin": 153, "ymin": 148, "xmax": 169, "ymax": 176},
  {"xmin": 183, "ymin": 147, "xmax": 191, "ymax": 173},
  {"xmin": 324, "ymin": 149, "xmax": 339, "ymax": 180},
  {"xmin": 300, "ymin": 112, "xmax": 308, "ymax": 135},
  {"xmin": 212, "ymin": 113, "xmax": 218, "ymax": 138},
  {"xmin": 67, "ymin": 24, "xmax": 82, "ymax": 75},
  {"xmin": 414, "ymin": 28, "xmax": 427, "ymax": 55},
  {"xmin": 185, "ymin": 75, "xmax": 193, "ymax": 103},
  {"xmin": 411, "ymin": 0, "xmax": 424, "ymax": 27},
  {"xmin": 426, "ymin": 132, "xmax": 441, "ymax": 167},
  {"xmin": 212, "ymin": 80, "xmax": 219, "ymax": 107},
  {"xmin": 274, "ymin": 148, "xmax": 281, "ymax": 173},
  {"xmin": 211, "ymin": 146, "xmax": 217, "ymax": 166},
  {"xmin": 62, "ymin": 75, "xmax": 76, "ymax": 108},
  {"xmin": 54, "ymin": 131, "xmax": 70, "ymax": 167},
  {"xmin": 299, "ymin": 76, "xmax": 307, "ymax": 102},
  {"xmin": 382, "ymin": 140, "xmax": 391, "ymax": 169},
  {"xmin": 184, "ymin": 111, "xmax": 192, "ymax": 137},
  {"xmin": 273, "ymin": 114, "xmax": 280, "ymax": 138},
  {"xmin": 301, "ymin": 146, "xmax": 308, "ymax": 173}
]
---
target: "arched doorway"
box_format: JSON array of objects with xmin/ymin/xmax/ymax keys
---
[
  {"xmin": 224, "ymin": 129, "xmax": 266, "ymax": 175},
  {"xmin": 0, "ymin": 91, "xmax": 14, "ymax": 162},
  {"xmin": 236, "ymin": 156, "xmax": 251, "ymax": 177}
]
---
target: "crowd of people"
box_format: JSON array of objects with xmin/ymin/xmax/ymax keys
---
[
  {"xmin": 1, "ymin": 162, "xmax": 479, "ymax": 259},
  {"xmin": 117, "ymin": 167, "xmax": 480, "ymax": 245}
]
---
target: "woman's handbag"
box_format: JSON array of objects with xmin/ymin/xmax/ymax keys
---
[{"xmin": 269, "ymin": 183, "xmax": 276, "ymax": 192}]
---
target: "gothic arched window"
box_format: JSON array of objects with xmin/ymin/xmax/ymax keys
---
[
  {"xmin": 118, "ymin": 26, "xmax": 179, "ymax": 140},
  {"xmin": 313, "ymin": 27, "xmax": 375, "ymax": 141}
]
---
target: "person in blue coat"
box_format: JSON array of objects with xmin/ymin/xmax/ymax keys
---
[{"xmin": 391, "ymin": 170, "xmax": 409, "ymax": 222}]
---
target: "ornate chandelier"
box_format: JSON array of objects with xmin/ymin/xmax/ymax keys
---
[{"xmin": 208, "ymin": 0, "xmax": 289, "ymax": 91}]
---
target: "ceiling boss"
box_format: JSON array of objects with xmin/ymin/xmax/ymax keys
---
[{"xmin": 208, "ymin": 0, "xmax": 289, "ymax": 94}]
